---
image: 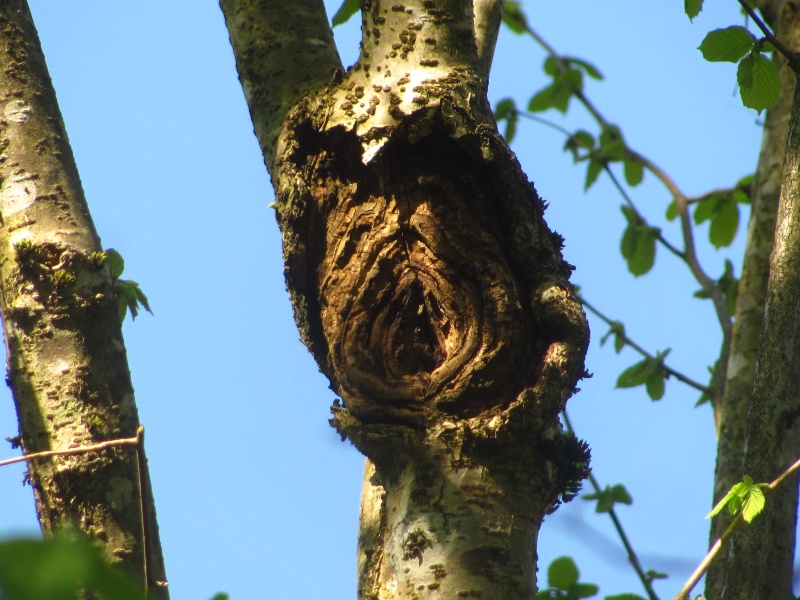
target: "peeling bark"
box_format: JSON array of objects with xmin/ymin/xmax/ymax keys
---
[
  {"xmin": 222, "ymin": 1, "xmax": 589, "ymax": 597},
  {"xmin": 707, "ymin": 3, "xmax": 800, "ymax": 598},
  {"xmin": 0, "ymin": 2, "xmax": 167, "ymax": 595}
]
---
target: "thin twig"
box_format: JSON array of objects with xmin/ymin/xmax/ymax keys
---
[
  {"xmin": 0, "ymin": 432, "xmax": 140, "ymax": 468},
  {"xmin": 674, "ymin": 455, "xmax": 800, "ymax": 599},
  {"xmin": 562, "ymin": 411, "xmax": 661, "ymax": 600},
  {"xmin": 580, "ymin": 295, "xmax": 711, "ymax": 395}
]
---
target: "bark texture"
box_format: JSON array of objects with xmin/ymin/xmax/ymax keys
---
[
  {"xmin": 716, "ymin": 23, "xmax": 800, "ymax": 600},
  {"xmin": 222, "ymin": 1, "xmax": 589, "ymax": 597},
  {"xmin": 0, "ymin": 2, "xmax": 167, "ymax": 595},
  {"xmin": 707, "ymin": 3, "xmax": 800, "ymax": 599}
]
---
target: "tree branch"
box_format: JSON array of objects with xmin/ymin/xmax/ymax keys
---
[
  {"xmin": 473, "ymin": 0, "xmax": 505, "ymax": 87},
  {"xmin": 219, "ymin": 0, "xmax": 343, "ymax": 172}
]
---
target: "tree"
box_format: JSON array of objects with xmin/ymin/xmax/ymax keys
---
[
  {"xmin": 220, "ymin": 0, "xmax": 591, "ymax": 596},
  {"xmin": 1, "ymin": 2, "xmax": 799, "ymax": 599},
  {"xmin": 0, "ymin": 2, "xmax": 167, "ymax": 598}
]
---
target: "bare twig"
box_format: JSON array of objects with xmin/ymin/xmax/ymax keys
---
[
  {"xmin": 0, "ymin": 430, "xmax": 140, "ymax": 468},
  {"xmin": 562, "ymin": 411, "xmax": 661, "ymax": 600}
]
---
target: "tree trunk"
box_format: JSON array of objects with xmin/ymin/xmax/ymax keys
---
[
  {"xmin": 221, "ymin": 1, "xmax": 590, "ymax": 597},
  {"xmin": 707, "ymin": 3, "xmax": 800, "ymax": 599},
  {"xmin": 0, "ymin": 2, "xmax": 168, "ymax": 595}
]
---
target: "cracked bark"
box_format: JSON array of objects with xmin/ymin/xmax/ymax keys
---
[
  {"xmin": 0, "ymin": 2, "xmax": 168, "ymax": 596},
  {"xmin": 221, "ymin": 0, "xmax": 589, "ymax": 597},
  {"xmin": 707, "ymin": 3, "xmax": 800, "ymax": 599}
]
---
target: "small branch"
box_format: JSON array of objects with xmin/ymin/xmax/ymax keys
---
[
  {"xmin": 674, "ymin": 455, "xmax": 800, "ymax": 599},
  {"xmin": 516, "ymin": 111, "xmax": 689, "ymax": 264},
  {"xmin": 579, "ymin": 296, "xmax": 711, "ymax": 395},
  {"xmin": 737, "ymin": 0, "xmax": 800, "ymax": 70},
  {"xmin": 512, "ymin": 17, "xmax": 734, "ymax": 342},
  {"xmin": 562, "ymin": 412, "xmax": 660, "ymax": 600},
  {"xmin": 629, "ymin": 151, "xmax": 733, "ymax": 339},
  {"xmin": 0, "ymin": 431, "xmax": 140, "ymax": 468}
]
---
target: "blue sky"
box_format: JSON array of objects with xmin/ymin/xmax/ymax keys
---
[{"xmin": 0, "ymin": 2, "xmax": 770, "ymax": 598}]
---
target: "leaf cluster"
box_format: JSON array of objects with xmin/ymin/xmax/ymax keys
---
[
  {"xmin": 615, "ymin": 349, "xmax": 671, "ymax": 401},
  {"xmin": 105, "ymin": 249, "xmax": 153, "ymax": 322},
  {"xmin": 692, "ymin": 12, "xmax": 781, "ymax": 113},
  {"xmin": 707, "ymin": 475, "xmax": 768, "ymax": 523}
]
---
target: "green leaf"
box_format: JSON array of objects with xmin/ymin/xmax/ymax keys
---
[
  {"xmin": 133, "ymin": 285, "xmax": 153, "ymax": 315},
  {"xmin": 624, "ymin": 157, "xmax": 644, "ymax": 186},
  {"xmin": 105, "ymin": 248, "xmax": 125, "ymax": 278},
  {"xmin": 502, "ymin": 1, "xmax": 529, "ymax": 34},
  {"xmin": 331, "ymin": 0, "xmax": 359, "ymax": 27},
  {"xmin": 616, "ymin": 357, "xmax": 659, "ymax": 388},
  {"xmin": 708, "ymin": 196, "xmax": 739, "ymax": 248},
  {"xmin": 741, "ymin": 485, "xmax": 766, "ymax": 523},
  {"xmin": 567, "ymin": 56, "xmax": 603, "ymax": 80},
  {"xmin": 528, "ymin": 68, "xmax": 583, "ymax": 113},
  {"xmin": 0, "ymin": 536, "xmax": 145, "ymax": 600},
  {"xmin": 599, "ymin": 322, "xmax": 626, "ymax": 354},
  {"xmin": 665, "ymin": 200, "xmax": 679, "ymax": 221},
  {"xmin": 210, "ymin": 595, "xmax": 230, "ymax": 600},
  {"xmin": 645, "ymin": 370, "xmax": 666, "ymax": 400},
  {"xmin": 616, "ymin": 351, "xmax": 669, "ymax": 389},
  {"xmin": 585, "ymin": 484, "xmax": 633, "ymax": 513},
  {"xmin": 585, "ymin": 158, "xmax": 604, "ymax": 190},
  {"xmin": 738, "ymin": 52, "xmax": 781, "ymax": 113},
  {"xmin": 572, "ymin": 582, "xmax": 600, "ymax": 598},
  {"xmin": 565, "ymin": 129, "xmax": 595, "ymax": 161},
  {"xmin": 619, "ymin": 221, "xmax": 658, "ymax": 276},
  {"xmin": 736, "ymin": 173, "xmax": 754, "ymax": 189},
  {"xmin": 598, "ymin": 126, "xmax": 626, "ymax": 162},
  {"xmin": 693, "ymin": 195, "xmax": 720, "ymax": 224},
  {"xmin": 699, "ymin": 26, "xmax": 755, "ymax": 62},
  {"xmin": 707, "ymin": 476, "xmax": 769, "ymax": 522},
  {"xmin": 494, "ymin": 98, "xmax": 518, "ymax": 143},
  {"xmin": 115, "ymin": 280, "xmax": 153, "ymax": 322},
  {"xmin": 685, "ymin": 0, "xmax": 703, "ymax": 20},
  {"xmin": 645, "ymin": 569, "xmax": 669, "ymax": 581},
  {"xmin": 548, "ymin": 556, "xmax": 579, "ymax": 589}
]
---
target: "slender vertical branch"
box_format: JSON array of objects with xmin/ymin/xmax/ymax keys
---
[
  {"xmin": 562, "ymin": 412, "xmax": 660, "ymax": 600},
  {"xmin": 219, "ymin": 0, "xmax": 342, "ymax": 173},
  {"xmin": 473, "ymin": 0, "xmax": 505, "ymax": 86}
]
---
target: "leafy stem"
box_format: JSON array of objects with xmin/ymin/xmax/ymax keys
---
[
  {"xmin": 580, "ymin": 295, "xmax": 711, "ymax": 396},
  {"xmin": 674, "ymin": 454, "xmax": 800, "ymax": 599},
  {"xmin": 736, "ymin": 0, "xmax": 800, "ymax": 70},
  {"xmin": 562, "ymin": 411, "xmax": 662, "ymax": 600}
]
